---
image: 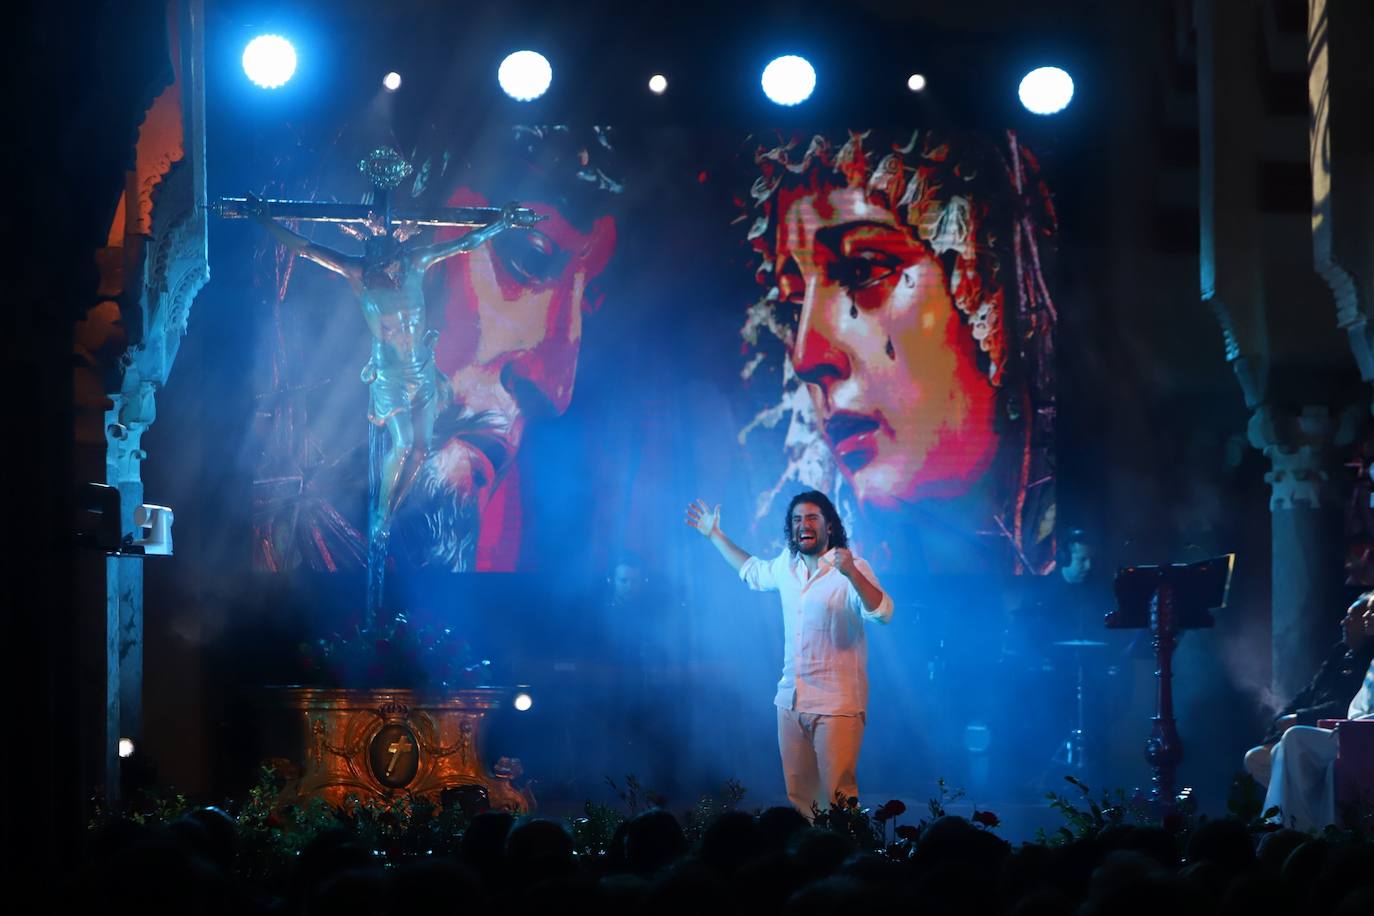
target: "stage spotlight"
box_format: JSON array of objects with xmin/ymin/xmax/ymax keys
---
[
  {"xmin": 498, "ymin": 50, "xmax": 552, "ymax": 101},
  {"xmin": 242, "ymin": 34, "xmax": 297, "ymax": 89},
  {"xmin": 1018, "ymin": 66, "xmax": 1074, "ymax": 115},
  {"xmin": 513, "ymin": 691, "xmax": 533, "ymax": 712},
  {"xmin": 761, "ymin": 55, "xmax": 815, "ymax": 106},
  {"xmin": 648, "ymin": 73, "xmax": 668, "ymax": 95},
  {"xmin": 907, "ymin": 73, "xmax": 927, "ymax": 92},
  {"xmin": 118, "ymin": 737, "xmax": 136, "ymax": 758},
  {"xmin": 382, "ymin": 71, "xmax": 402, "ymax": 91}
]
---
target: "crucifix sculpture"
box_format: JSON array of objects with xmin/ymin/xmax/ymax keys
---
[{"xmin": 218, "ymin": 148, "xmax": 544, "ymax": 624}]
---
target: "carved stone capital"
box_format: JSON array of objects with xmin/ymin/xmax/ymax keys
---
[
  {"xmin": 1248, "ymin": 404, "xmax": 1361, "ymax": 509},
  {"xmin": 105, "ymin": 383, "xmax": 158, "ymax": 485}
]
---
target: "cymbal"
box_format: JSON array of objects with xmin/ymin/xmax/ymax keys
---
[{"xmin": 1054, "ymin": 639, "xmax": 1107, "ymax": 647}]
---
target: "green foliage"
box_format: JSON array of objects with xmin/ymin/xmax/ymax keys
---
[
  {"xmin": 605, "ymin": 774, "xmax": 666, "ymax": 817},
  {"xmin": 596, "ymin": 774, "xmax": 751, "ymax": 848},
  {"xmin": 234, "ymin": 768, "xmax": 342, "ymax": 888},
  {"xmin": 91, "ymin": 767, "xmax": 477, "ymax": 892},
  {"xmin": 682, "ymin": 778, "xmax": 748, "ymax": 842},
  {"xmin": 569, "ymin": 800, "xmax": 625, "ymax": 860},
  {"xmin": 337, "ymin": 792, "xmax": 468, "ymax": 860},
  {"xmin": 1036, "ymin": 775, "xmax": 1159, "ymax": 846},
  {"xmin": 88, "ymin": 786, "xmax": 190, "ymax": 831},
  {"xmin": 811, "ymin": 791, "xmax": 884, "ymax": 852},
  {"xmin": 928, "ymin": 777, "xmax": 964, "ymax": 820},
  {"xmin": 92, "ymin": 768, "xmax": 1374, "ymax": 894},
  {"xmin": 860, "ymin": 779, "xmax": 1002, "ymax": 859}
]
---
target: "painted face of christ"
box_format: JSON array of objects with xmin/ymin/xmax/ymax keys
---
[{"xmin": 421, "ymin": 187, "xmax": 616, "ymax": 571}]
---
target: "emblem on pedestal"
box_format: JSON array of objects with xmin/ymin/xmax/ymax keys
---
[{"xmin": 368, "ymin": 722, "xmax": 420, "ymax": 788}]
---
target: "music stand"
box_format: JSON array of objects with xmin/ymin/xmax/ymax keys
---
[{"xmin": 1107, "ymin": 555, "xmax": 1234, "ymax": 816}]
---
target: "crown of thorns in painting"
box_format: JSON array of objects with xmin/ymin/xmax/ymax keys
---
[
  {"xmin": 509, "ymin": 125, "xmax": 625, "ymax": 195},
  {"xmin": 743, "ymin": 128, "xmax": 1056, "ymax": 390},
  {"xmin": 402, "ymin": 125, "xmax": 624, "ymax": 232}
]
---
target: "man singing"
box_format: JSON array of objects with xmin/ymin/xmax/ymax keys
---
[{"xmin": 686, "ymin": 491, "xmax": 893, "ymax": 814}]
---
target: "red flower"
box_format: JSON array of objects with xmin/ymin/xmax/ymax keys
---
[
  {"xmin": 971, "ymin": 809, "xmax": 1000, "ymax": 829},
  {"xmin": 874, "ymin": 799, "xmax": 907, "ymax": 822}
]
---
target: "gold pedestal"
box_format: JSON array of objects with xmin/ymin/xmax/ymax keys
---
[{"xmin": 265, "ymin": 687, "xmax": 533, "ymax": 811}]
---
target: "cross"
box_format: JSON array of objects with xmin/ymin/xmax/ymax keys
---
[
  {"xmin": 219, "ymin": 148, "xmax": 543, "ymax": 623},
  {"xmin": 386, "ymin": 734, "xmax": 415, "ymax": 776},
  {"xmin": 214, "ymin": 146, "xmax": 522, "ymax": 233},
  {"xmin": 214, "ymin": 196, "xmax": 509, "ymax": 230}
]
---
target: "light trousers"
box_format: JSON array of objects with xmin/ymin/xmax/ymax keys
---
[
  {"xmin": 1263, "ymin": 725, "xmax": 1338, "ymax": 832},
  {"xmin": 777, "ymin": 706, "xmax": 865, "ymax": 815}
]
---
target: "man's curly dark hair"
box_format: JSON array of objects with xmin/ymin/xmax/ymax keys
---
[{"xmin": 784, "ymin": 490, "xmax": 849, "ymax": 555}]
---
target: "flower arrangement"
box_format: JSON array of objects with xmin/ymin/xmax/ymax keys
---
[{"xmin": 297, "ymin": 613, "xmax": 489, "ymax": 690}]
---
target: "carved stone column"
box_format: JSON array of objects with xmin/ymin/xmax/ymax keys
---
[
  {"xmin": 91, "ymin": 0, "xmax": 209, "ymax": 801},
  {"xmin": 104, "ymin": 379, "xmax": 155, "ymax": 793},
  {"xmin": 1248, "ymin": 405, "xmax": 1358, "ymax": 701},
  {"xmin": 1201, "ymin": 1, "xmax": 1364, "ymax": 709}
]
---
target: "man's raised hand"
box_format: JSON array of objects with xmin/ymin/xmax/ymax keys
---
[
  {"xmin": 685, "ymin": 499, "xmax": 720, "ymax": 538},
  {"xmin": 687, "ymin": 500, "xmax": 751, "ymax": 572},
  {"xmin": 827, "ymin": 547, "xmax": 858, "ymax": 577}
]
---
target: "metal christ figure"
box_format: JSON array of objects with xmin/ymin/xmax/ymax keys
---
[{"xmin": 242, "ymin": 183, "xmax": 543, "ymax": 618}]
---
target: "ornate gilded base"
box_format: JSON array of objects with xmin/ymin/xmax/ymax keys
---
[{"xmin": 262, "ymin": 687, "xmax": 534, "ymax": 811}]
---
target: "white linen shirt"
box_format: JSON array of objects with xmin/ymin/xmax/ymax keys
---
[{"xmin": 739, "ymin": 548, "xmax": 893, "ymax": 716}]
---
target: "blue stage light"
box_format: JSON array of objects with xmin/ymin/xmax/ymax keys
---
[
  {"xmin": 761, "ymin": 55, "xmax": 816, "ymax": 106},
  {"xmin": 1018, "ymin": 66, "xmax": 1074, "ymax": 115},
  {"xmin": 382, "ymin": 71, "xmax": 402, "ymax": 92},
  {"xmin": 513, "ymin": 691, "xmax": 533, "ymax": 712},
  {"xmin": 242, "ymin": 34, "xmax": 297, "ymax": 89},
  {"xmin": 498, "ymin": 51, "xmax": 552, "ymax": 101}
]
